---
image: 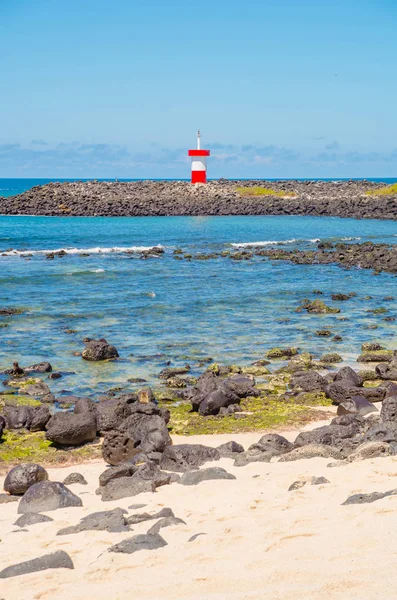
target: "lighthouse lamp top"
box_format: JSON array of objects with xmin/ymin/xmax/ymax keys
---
[{"xmin": 188, "ymin": 130, "xmax": 210, "ymax": 157}]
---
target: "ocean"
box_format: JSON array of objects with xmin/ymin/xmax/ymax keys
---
[{"xmin": 1, "ymin": 211, "xmax": 397, "ymax": 397}]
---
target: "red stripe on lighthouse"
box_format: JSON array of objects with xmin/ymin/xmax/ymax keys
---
[{"xmin": 191, "ymin": 170, "xmax": 206, "ymax": 184}]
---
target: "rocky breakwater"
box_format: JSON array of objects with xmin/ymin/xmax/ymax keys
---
[{"xmin": 1, "ymin": 179, "xmax": 397, "ymax": 219}]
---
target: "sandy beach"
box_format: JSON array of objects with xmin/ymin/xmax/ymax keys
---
[{"xmin": 1, "ymin": 412, "xmax": 396, "ymax": 600}]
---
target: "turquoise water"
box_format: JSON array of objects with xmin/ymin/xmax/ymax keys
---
[
  {"xmin": 1, "ymin": 214, "xmax": 397, "ymax": 397},
  {"xmin": 1, "ymin": 177, "xmax": 397, "ymax": 198}
]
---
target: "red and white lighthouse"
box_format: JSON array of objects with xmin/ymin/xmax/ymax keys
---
[{"xmin": 188, "ymin": 130, "xmax": 210, "ymax": 184}]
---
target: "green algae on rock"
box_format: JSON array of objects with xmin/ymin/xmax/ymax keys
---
[
  {"xmin": 266, "ymin": 347, "xmax": 298, "ymax": 359},
  {"xmin": 297, "ymin": 299, "xmax": 340, "ymax": 314}
]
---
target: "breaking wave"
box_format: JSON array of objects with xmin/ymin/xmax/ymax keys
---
[
  {"xmin": 0, "ymin": 245, "xmax": 163, "ymax": 257},
  {"xmin": 230, "ymin": 238, "xmax": 320, "ymax": 248}
]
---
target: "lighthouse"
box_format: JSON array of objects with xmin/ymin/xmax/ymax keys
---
[{"xmin": 188, "ymin": 131, "xmax": 210, "ymax": 184}]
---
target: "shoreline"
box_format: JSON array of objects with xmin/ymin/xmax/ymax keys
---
[{"xmin": 1, "ymin": 179, "xmax": 397, "ymax": 219}]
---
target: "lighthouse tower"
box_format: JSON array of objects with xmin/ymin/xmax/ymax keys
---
[{"xmin": 188, "ymin": 131, "xmax": 210, "ymax": 184}]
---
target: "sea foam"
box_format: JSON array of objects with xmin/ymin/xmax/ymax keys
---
[
  {"xmin": 230, "ymin": 238, "xmax": 320, "ymax": 248},
  {"xmin": 0, "ymin": 245, "xmax": 163, "ymax": 257}
]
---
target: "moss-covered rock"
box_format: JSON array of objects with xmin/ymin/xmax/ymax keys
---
[
  {"xmin": 281, "ymin": 353, "xmax": 314, "ymax": 373},
  {"xmin": 357, "ymin": 350, "xmax": 393, "ymax": 363},
  {"xmin": 297, "ymin": 299, "xmax": 340, "ymax": 314},
  {"xmin": 361, "ymin": 342, "xmax": 384, "ymax": 352},
  {"xmin": 241, "ymin": 366, "xmax": 270, "ymax": 376},
  {"xmin": 266, "ymin": 347, "xmax": 298, "ymax": 359},
  {"xmin": 320, "ymin": 353, "xmax": 343, "ymax": 363}
]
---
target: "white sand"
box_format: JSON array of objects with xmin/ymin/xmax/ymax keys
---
[{"xmin": 1, "ymin": 414, "xmax": 396, "ymax": 600}]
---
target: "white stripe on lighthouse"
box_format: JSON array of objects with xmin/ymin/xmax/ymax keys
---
[{"xmin": 191, "ymin": 159, "xmax": 207, "ymax": 171}]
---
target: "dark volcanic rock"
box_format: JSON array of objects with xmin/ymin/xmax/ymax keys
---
[
  {"xmin": 45, "ymin": 410, "xmax": 97, "ymax": 446},
  {"xmin": 216, "ymin": 440, "xmax": 245, "ymax": 457},
  {"xmin": 14, "ymin": 513, "xmax": 53, "ymax": 527},
  {"xmin": 102, "ymin": 431, "xmax": 140, "ymax": 466},
  {"xmin": 109, "ymin": 533, "xmax": 167, "ymax": 554},
  {"xmin": 24, "ymin": 362, "xmax": 53, "ymax": 373},
  {"xmin": 0, "ymin": 550, "xmax": 74, "ymax": 579},
  {"xmin": 0, "ymin": 493, "xmax": 19, "ymax": 504},
  {"xmin": 288, "ymin": 476, "xmax": 330, "ymax": 491},
  {"xmin": 4, "ymin": 463, "xmax": 48, "ymax": 496},
  {"xmin": 336, "ymin": 395, "xmax": 378, "ymax": 417},
  {"xmin": 278, "ymin": 444, "xmax": 341, "ymax": 461},
  {"xmin": 256, "ymin": 433, "xmax": 294, "ymax": 454},
  {"xmin": 364, "ymin": 423, "xmax": 397, "ymax": 443},
  {"xmin": 96, "ymin": 398, "xmax": 132, "ymax": 433},
  {"xmin": 63, "ymin": 473, "xmax": 88, "ymax": 486},
  {"xmin": 100, "ymin": 477, "xmax": 155, "ymax": 502},
  {"xmin": 118, "ymin": 405, "xmax": 171, "ymax": 454},
  {"xmin": 342, "ymin": 491, "xmax": 397, "ymax": 505},
  {"xmin": 102, "ymin": 404, "xmax": 171, "ymax": 465},
  {"xmin": 290, "ymin": 371, "xmax": 328, "ymax": 392},
  {"xmin": 29, "ymin": 405, "xmax": 51, "ymax": 432},
  {"xmin": 178, "ymin": 467, "xmax": 236, "ymax": 486},
  {"xmin": 334, "ymin": 366, "xmax": 363, "ymax": 387},
  {"xmin": 127, "ymin": 507, "xmax": 174, "ymax": 525},
  {"xmin": 2, "ymin": 405, "xmax": 33, "ymax": 429},
  {"xmin": 190, "ymin": 372, "xmax": 258, "ymax": 416},
  {"xmin": 159, "ymin": 444, "xmax": 220, "ymax": 472},
  {"xmin": 147, "ymin": 516, "xmax": 186, "ymax": 535},
  {"xmin": 376, "ymin": 361, "xmax": 397, "ymax": 380},
  {"xmin": 82, "ymin": 338, "xmax": 119, "ymax": 361},
  {"xmin": 381, "ymin": 396, "xmax": 397, "ymax": 422},
  {"xmin": 99, "ymin": 464, "xmax": 136, "ymax": 487},
  {"xmin": 2, "ymin": 180, "xmax": 397, "ymax": 223},
  {"xmin": 325, "ymin": 381, "xmax": 385, "ymax": 404},
  {"xmin": 18, "ymin": 481, "xmax": 83, "ymax": 514},
  {"xmin": 57, "ymin": 507, "xmax": 128, "ymax": 535}
]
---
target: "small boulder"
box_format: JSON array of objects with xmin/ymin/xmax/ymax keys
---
[
  {"xmin": 14, "ymin": 513, "xmax": 53, "ymax": 527},
  {"xmin": 18, "ymin": 481, "xmax": 82, "ymax": 514},
  {"xmin": 4, "ymin": 464, "xmax": 48, "ymax": 496},
  {"xmin": 29, "ymin": 405, "xmax": 51, "ymax": 432},
  {"xmin": 63, "ymin": 473, "xmax": 88, "ymax": 486},
  {"xmin": 337, "ymin": 395, "xmax": 378, "ymax": 417},
  {"xmin": 147, "ymin": 517, "xmax": 186, "ymax": 535},
  {"xmin": 178, "ymin": 467, "xmax": 236, "ymax": 486},
  {"xmin": 46, "ymin": 411, "xmax": 97, "ymax": 446},
  {"xmin": 24, "ymin": 362, "xmax": 52, "ymax": 373},
  {"xmin": 109, "ymin": 533, "xmax": 167, "ymax": 554},
  {"xmin": 159, "ymin": 444, "xmax": 220, "ymax": 472},
  {"xmin": 57, "ymin": 507, "xmax": 128, "ymax": 535},
  {"xmin": 127, "ymin": 507, "xmax": 174, "ymax": 525},
  {"xmin": 346, "ymin": 441, "xmax": 394, "ymax": 462},
  {"xmin": 100, "ymin": 477, "xmax": 155, "ymax": 502},
  {"xmin": 381, "ymin": 396, "xmax": 397, "ymax": 422},
  {"xmin": 278, "ymin": 444, "xmax": 341, "ymax": 462},
  {"xmin": 82, "ymin": 338, "xmax": 119, "ymax": 361},
  {"xmin": 0, "ymin": 551, "xmax": 73, "ymax": 579},
  {"xmin": 216, "ymin": 440, "xmax": 245, "ymax": 457}
]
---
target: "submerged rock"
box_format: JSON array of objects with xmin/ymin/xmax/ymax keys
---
[{"xmin": 82, "ymin": 338, "xmax": 119, "ymax": 361}]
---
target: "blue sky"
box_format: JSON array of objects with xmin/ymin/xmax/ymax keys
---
[{"xmin": 1, "ymin": 0, "xmax": 396, "ymax": 178}]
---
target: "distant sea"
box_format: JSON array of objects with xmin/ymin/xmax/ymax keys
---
[{"xmin": 1, "ymin": 177, "xmax": 397, "ymax": 198}]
